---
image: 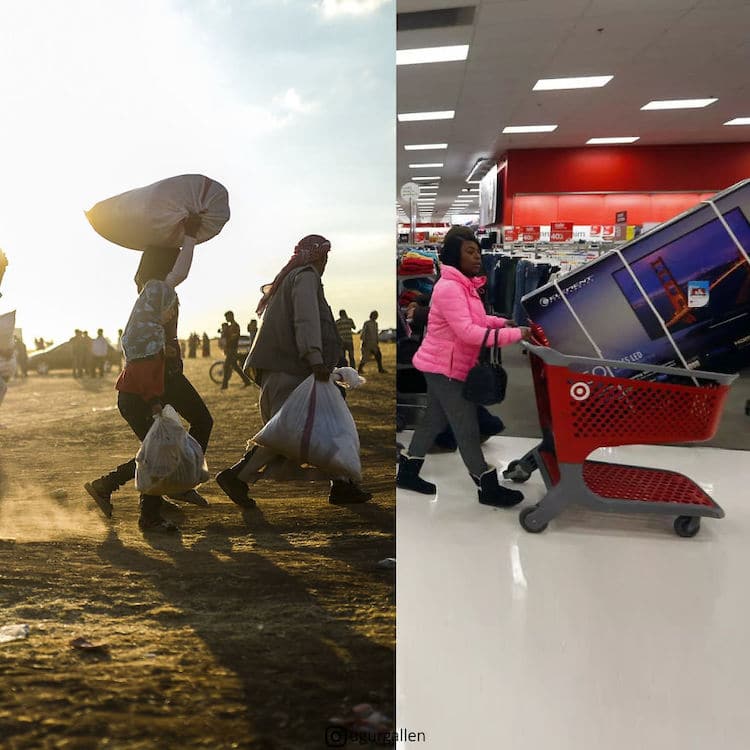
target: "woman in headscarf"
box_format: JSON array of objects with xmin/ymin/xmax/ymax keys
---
[
  {"xmin": 85, "ymin": 214, "xmax": 213, "ymax": 533},
  {"xmin": 216, "ymin": 234, "xmax": 371, "ymax": 507}
]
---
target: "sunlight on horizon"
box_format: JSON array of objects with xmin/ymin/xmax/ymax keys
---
[{"xmin": 0, "ymin": 0, "xmax": 395, "ymax": 347}]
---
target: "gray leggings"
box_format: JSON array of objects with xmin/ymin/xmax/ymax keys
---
[{"xmin": 408, "ymin": 372, "xmax": 488, "ymax": 476}]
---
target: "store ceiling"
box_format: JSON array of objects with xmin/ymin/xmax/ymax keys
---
[{"xmin": 396, "ymin": 0, "xmax": 750, "ymax": 222}]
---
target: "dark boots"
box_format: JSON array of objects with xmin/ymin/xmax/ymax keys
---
[
  {"xmin": 216, "ymin": 450, "xmax": 256, "ymax": 509},
  {"xmin": 471, "ymin": 467, "xmax": 523, "ymax": 508},
  {"xmin": 138, "ymin": 494, "xmax": 179, "ymax": 533},
  {"xmin": 396, "ymin": 454, "xmax": 436, "ymax": 495},
  {"xmin": 328, "ymin": 480, "xmax": 372, "ymax": 505},
  {"xmin": 84, "ymin": 473, "xmax": 121, "ymax": 518}
]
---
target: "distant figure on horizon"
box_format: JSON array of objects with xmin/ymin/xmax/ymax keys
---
[
  {"xmin": 71, "ymin": 330, "xmax": 85, "ymax": 378},
  {"xmin": 247, "ymin": 318, "xmax": 258, "ymax": 349},
  {"xmin": 91, "ymin": 329, "xmax": 109, "ymax": 377},
  {"xmin": 336, "ymin": 309, "xmax": 356, "ymax": 368},
  {"xmin": 82, "ymin": 331, "xmax": 93, "ymax": 377},
  {"xmin": 14, "ymin": 335, "xmax": 28, "ymax": 378},
  {"xmin": 221, "ymin": 311, "xmax": 252, "ymax": 389},
  {"xmin": 202, "ymin": 332, "xmax": 210, "ymax": 357},
  {"xmin": 188, "ymin": 332, "xmax": 199, "ymax": 358},
  {"xmin": 358, "ymin": 310, "xmax": 386, "ymax": 374}
]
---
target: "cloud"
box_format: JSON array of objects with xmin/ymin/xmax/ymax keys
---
[
  {"xmin": 273, "ymin": 87, "xmax": 319, "ymax": 115},
  {"xmin": 318, "ymin": 0, "xmax": 391, "ymax": 18}
]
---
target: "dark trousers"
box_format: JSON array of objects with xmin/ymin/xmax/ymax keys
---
[
  {"xmin": 108, "ymin": 372, "xmax": 213, "ymax": 515},
  {"xmin": 92, "ymin": 356, "xmax": 105, "ymax": 377},
  {"xmin": 222, "ymin": 348, "xmax": 252, "ymax": 388},
  {"xmin": 408, "ymin": 373, "xmax": 488, "ymax": 476},
  {"xmin": 359, "ymin": 347, "xmax": 384, "ymax": 373},
  {"xmin": 342, "ymin": 341, "xmax": 355, "ymax": 369}
]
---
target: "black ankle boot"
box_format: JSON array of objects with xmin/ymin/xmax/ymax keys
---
[
  {"xmin": 471, "ymin": 467, "xmax": 523, "ymax": 508},
  {"xmin": 396, "ymin": 454, "xmax": 436, "ymax": 495},
  {"xmin": 215, "ymin": 465, "xmax": 255, "ymax": 509},
  {"xmin": 84, "ymin": 473, "xmax": 120, "ymax": 518}
]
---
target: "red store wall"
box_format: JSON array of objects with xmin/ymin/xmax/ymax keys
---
[{"xmin": 502, "ymin": 143, "xmax": 750, "ymax": 226}]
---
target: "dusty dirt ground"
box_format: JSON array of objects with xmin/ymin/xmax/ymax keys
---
[{"xmin": 0, "ymin": 342, "xmax": 395, "ymax": 749}]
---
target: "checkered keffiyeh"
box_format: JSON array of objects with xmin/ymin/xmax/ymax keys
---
[{"xmin": 256, "ymin": 234, "xmax": 331, "ymax": 315}]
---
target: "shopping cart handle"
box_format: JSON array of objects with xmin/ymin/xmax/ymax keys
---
[{"xmin": 520, "ymin": 341, "xmax": 738, "ymax": 385}]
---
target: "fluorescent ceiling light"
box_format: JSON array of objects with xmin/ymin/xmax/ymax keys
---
[
  {"xmin": 409, "ymin": 163, "xmax": 444, "ymax": 168},
  {"xmin": 725, "ymin": 117, "xmax": 750, "ymax": 126},
  {"xmin": 469, "ymin": 188, "xmax": 479, "ymax": 192},
  {"xmin": 503, "ymin": 125, "xmax": 558, "ymax": 133},
  {"xmin": 404, "ymin": 143, "xmax": 448, "ymax": 151},
  {"xmin": 398, "ymin": 110, "xmax": 455, "ymax": 122},
  {"xmin": 412, "ymin": 176, "xmax": 441, "ymax": 181},
  {"xmin": 586, "ymin": 136, "xmax": 640, "ymax": 144},
  {"xmin": 397, "ymin": 45, "xmax": 469, "ymax": 66},
  {"xmin": 419, "ymin": 192, "xmax": 437, "ymax": 197},
  {"xmin": 533, "ymin": 75, "xmax": 613, "ymax": 91},
  {"xmin": 641, "ymin": 98, "xmax": 717, "ymax": 110}
]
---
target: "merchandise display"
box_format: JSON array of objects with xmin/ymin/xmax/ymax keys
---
[{"xmin": 522, "ymin": 181, "xmax": 750, "ymax": 376}]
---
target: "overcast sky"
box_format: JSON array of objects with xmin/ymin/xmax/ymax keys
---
[{"xmin": 0, "ymin": 0, "xmax": 394, "ymax": 346}]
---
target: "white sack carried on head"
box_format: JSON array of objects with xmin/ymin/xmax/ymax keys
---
[{"xmin": 85, "ymin": 174, "xmax": 230, "ymax": 250}]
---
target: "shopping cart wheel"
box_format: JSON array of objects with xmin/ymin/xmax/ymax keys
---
[
  {"xmin": 520, "ymin": 505, "xmax": 548, "ymax": 534},
  {"xmin": 504, "ymin": 460, "xmax": 532, "ymax": 484},
  {"xmin": 674, "ymin": 515, "xmax": 701, "ymax": 538}
]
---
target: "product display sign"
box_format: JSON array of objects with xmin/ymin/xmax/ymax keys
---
[
  {"xmin": 522, "ymin": 180, "xmax": 750, "ymax": 376},
  {"xmin": 550, "ymin": 222, "xmax": 574, "ymax": 242},
  {"xmin": 601, "ymin": 225, "xmax": 615, "ymax": 239},
  {"xmin": 522, "ymin": 225, "xmax": 541, "ymax": 242},
  {"xmin": 615, "ymin": 210, "xmax": 628, "ymax": 224}
]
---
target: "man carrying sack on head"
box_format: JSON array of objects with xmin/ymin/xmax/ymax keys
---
[{"xmin": 216, "ymin": 234, "xmax": 372, "ymax": 507}]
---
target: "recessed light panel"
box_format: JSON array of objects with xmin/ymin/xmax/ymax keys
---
[
  {"xmin": 398, "ymin": 110, "xmax": 455, "ymax": 122},
  {"xmin": 503, "ymin": 125, "xmax": 558, "ymax": 134},
  {"xmin": 641, "ymin": 99, "xmax": 717, "ymax": 110},
  {"xmin": 586, "ymin": 137, "xmax": 640, "ymax": 145},
  {"xmin": 397, "ymin": 45, "xmax": 469, "ymax": 66},
  {"xmin": 533, "ymin": 75, "xmax": 613, "ymax": 91},
  {"xmin": 404, "ymin": 143, "xmax": 448, "ymax": 150}
]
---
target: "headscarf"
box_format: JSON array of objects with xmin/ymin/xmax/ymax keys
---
[
  {"xmin": 256, "ymin": 234, "xmax": 331, "ymax": 316},
  {"xmin": 135, "ymin": 246, "xmax": 180, "ymax": 291},
  {"xmin": 120, "ymin": 280, "xmax": 178, "ymax": 362}
]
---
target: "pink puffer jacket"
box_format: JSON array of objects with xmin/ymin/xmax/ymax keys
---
[{"xmin": 412, "ymin": 265, "xmax": 523, "ymax": 381}]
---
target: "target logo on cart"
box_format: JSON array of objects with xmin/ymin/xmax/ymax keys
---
[{"xmin": 570, "ymin": 382, "xmax": 591, "ymax": 401}]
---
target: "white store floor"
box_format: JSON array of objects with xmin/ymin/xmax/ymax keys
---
[{"xmin": 397, "ymin": 434, "xmax": 750, "ymax": 750}]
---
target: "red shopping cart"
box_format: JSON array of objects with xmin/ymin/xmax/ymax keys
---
[{"xmin": 504, "ymin": 328, "xmax": 737, "ymax": 537}]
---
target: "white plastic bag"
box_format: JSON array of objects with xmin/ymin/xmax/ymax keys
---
[
  {"xmin": 135, "ymin": 406, "xmax": 210, "ymax": 495},
  {"xmin": 252, "ymin": 375, "xmax": 362, "ymax": 482},
  {"xmin": 332, "ymin": 366, "xmax": 366, "ymax": 389},
  {"xmin": 85, "ymin": 174, "xmax": 230, "ymax": 250}
]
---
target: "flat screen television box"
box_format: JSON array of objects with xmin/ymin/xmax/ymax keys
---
[{"xmin": 521, "ymin": 179, "xmax": 750, "ymax": 377}]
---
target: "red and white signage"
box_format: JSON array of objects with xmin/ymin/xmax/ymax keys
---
[
  {"xmin": 550, "ymin": 221, "xmax": 574, "ymax": 242},
  {"xmin": 521, "ymin": 225, "xmax": 541, "ymax": 242},
  {"xmin": 601, "ymin": 225, "xmax": 615, "ymax": 239},
  {"xmin": 590, "ymin": 224, "xmax": 602, "ymax": 236}
]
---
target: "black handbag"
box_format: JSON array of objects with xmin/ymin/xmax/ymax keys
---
[{"xmin": 462, "ymin": 328, "xmax": 508, "ymax": 406}]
